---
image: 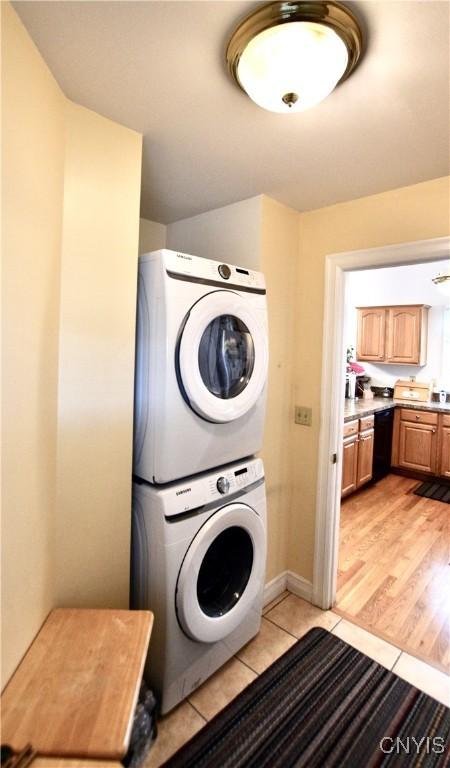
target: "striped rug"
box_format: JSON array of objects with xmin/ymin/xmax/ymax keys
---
[
  {"xmin": 414, "ymin": 481, "xmax": 450, "ymax": 504},
  {"xmin": 163, "ymin": 628, "xmax": 450, "ymax": 768}
]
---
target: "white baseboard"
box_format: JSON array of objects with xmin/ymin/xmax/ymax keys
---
[
  {"xmin": 286, "ymin": 571, "xmax": 313, "ymax": 602},
  {"xmin": 263, "ymin": 571, "xmax": 287, "ymax": 606},
  {"xmin": 263, "ymin": 570, "xmax": 312, "ymax": 606}
]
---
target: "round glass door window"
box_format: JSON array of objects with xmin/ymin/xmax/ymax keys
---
[
  {"xmin": 198, "ymin": 315, "xmax": 255, "ymax": 399},
  {"xmin": 197, "ymin": 526, "xmax": 254, "ymax": 617}
]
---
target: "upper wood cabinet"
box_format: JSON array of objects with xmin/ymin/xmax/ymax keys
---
[
  {"xmin": 356, "ymin": 305, "xmax": 429, "ymax": 365},
  {"xmin": 356, "ymin": 308, "xmax": 386, "ymax": 361}
]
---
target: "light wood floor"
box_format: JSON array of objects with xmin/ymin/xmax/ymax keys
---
[{"xmin": 336, "ymin": 474, "xmax": 450, "ymax": 674}]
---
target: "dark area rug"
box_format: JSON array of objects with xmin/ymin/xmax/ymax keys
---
[
  {"xmin": 163, "ymin": 627, "xmax": 450, "ymax": 768},
  {"xmin": 414, "ymin": 481, "xmax": 450, "ymax": 504}
]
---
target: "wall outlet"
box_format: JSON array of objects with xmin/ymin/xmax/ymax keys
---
[{"xmin": 295, "ymin": 405, "xmax": 312, "ymax": 426}]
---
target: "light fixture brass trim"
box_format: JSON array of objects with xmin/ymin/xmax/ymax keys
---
[
  {"xmin": 226, "ymin": 1, "xmax": 363, "ymax": 95},
  {"xmin": 432, "ymin": 273, "xmax": 450, "ymax": 286}
]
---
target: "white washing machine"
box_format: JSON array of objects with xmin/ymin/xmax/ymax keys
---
[
  {"xmin": 130, "ymin": 457, "xmax": 266, "ymax": 714},
  {"xmin": 133, "ymin": 249, "xmax": 268, "ymax": 484}
]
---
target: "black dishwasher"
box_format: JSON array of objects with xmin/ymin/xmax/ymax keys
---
[{"xmin": 372, "ymin": 408, "xmax": 394, "ymax": 482}]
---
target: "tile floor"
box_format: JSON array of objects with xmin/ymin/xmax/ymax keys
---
[{"xmin": 144, "ymin": 591, "xmax": 450, "ymax": 767}]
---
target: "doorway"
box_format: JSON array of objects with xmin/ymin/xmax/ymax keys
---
[{"xmin": 312, "ymin": 236, "xmax": 450, "ymax": 667}]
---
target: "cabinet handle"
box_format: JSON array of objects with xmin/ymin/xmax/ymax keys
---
[
  {"xmin": 415, "ymin": 414, "xmax": 420, "ymax": 420},
  {"xmin": 432, "ymin": 428, "xmax": 436, "ymax": 433}
]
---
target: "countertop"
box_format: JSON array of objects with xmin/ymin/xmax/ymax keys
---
[{"xmin": 344, "ymin": 397, "xmax": 450, "ymax": 422}]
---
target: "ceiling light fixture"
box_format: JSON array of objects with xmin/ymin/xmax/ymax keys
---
[
  {"xmin": 432, "ymin": 272, "xmax": 450, "ymax": 297},
  {"xmin": 226, "ymin": 1, "xmax": 363, "ymax": 114}
]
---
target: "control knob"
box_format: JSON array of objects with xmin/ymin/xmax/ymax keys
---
[
  {"xmin": 216, "ymin": 476, "xmax": 230, "ymax": 494},
  {"xmin": 218, "ymin": 264, "xmax": 231, "ymax": 280}
]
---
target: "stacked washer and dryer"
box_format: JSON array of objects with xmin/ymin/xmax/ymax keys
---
[{"xmin": 131, "ymin": 248, "xmax": 269, "ymax": 714}]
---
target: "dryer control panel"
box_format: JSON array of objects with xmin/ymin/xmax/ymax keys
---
[
  {"xmin": 150, "ymin": 248, "xmax": 266, "ymax": 291},
  {"xmin": 162, "ymin": 458, "xmax": 264, "ymax": 517}
]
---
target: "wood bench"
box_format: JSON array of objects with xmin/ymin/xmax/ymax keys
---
[{"xmin": 1, "ymin": 609, "xmax": 153, "ymax": 764}]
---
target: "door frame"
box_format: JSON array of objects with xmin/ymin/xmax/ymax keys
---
[{"xmin": 312, "ymin": 235, "xmax": 450, "ymax": 609}]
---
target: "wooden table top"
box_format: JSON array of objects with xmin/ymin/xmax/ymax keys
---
[
  {"xmin": 1, "ymin": 609, "xmax": 153, "ymax": 760},
  {"xmin": 32, "ymin": 760, "xmax": 121, "ymax": 768}
]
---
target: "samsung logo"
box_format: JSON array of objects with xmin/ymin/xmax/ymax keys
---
[
  {"xmin": 176, "ymin": 487, "xmax": 191, "ymax": 496},
  {"xmin": 177, "ymin": 253, "xmax": 192, "ymax": 261}
]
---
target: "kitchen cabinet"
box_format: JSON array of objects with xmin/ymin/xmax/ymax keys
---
[
  {"xmin": 341, "ymin": 416, "xmax": 374, "ymax": 497},
  {"xmin": 342, "ymin": 434, "xmax": 358, "ymax": 497},
  {"xmin": 356, "ymin": 304, "xmax": 429, "ymax": 365},
  {"xmin": 392, "ymin": 408, "xmax": 438, "ymax": 475},
  {"xmin": 357, "ymin": 429, "xmax": 375, "ymax": 486},
  {"xmin": 356, "ymin": 307, "xmax": 386, "ymax": 361},
  {"xmin": 439, "ymin": 415, "xmax": 450, "ymax": 478}
]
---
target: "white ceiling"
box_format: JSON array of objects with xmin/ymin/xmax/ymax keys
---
[{"xmin": 14, "ymin": 1, "xmax": 450, "ymax": 224}]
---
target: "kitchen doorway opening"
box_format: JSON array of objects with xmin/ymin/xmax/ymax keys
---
[{"xmin": 312, "ymin": 236, "xmax": 450, "ymax": 667}]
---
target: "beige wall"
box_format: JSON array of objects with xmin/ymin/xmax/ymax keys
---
[
  {"xmin": 139, "ymin": 217, "xmax": 166, "ymax": 254},
  {"xmin": 1, "ymin": 1, "xmax": 65, "ymax": 686},
  {"xmin": 2, "ymin": 3, "xmax": 143, "ymax": 686},
  {"xmin": 56, "ymin": 102, "xmax": 142, "ymax": 606},
  {"xmin": 167, "ymin": 196, "xmax": 263, "ymax": 270},
  {"xmin": 260, "ymin": 197, "xmax": 298, "ymax": 580},
  {"xmin": 290, "ymin": 176, "xmax": 450, "ymax": 580}
]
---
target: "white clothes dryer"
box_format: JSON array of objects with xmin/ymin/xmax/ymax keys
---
[
  {"xmin": 133, "ymin": 249, "xmax": 268, "ymax": 484},
  {"xmin": 130, "ymin": 457, "xmax": 266, "ymax": 714}
]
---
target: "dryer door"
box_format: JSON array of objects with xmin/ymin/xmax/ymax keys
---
[
  {"xmin": 176, "ymin": 503, "xmax": 266, "ymax": 643},
  {"xmin": 178, "ymin": 291, "xmax": 268, "ymax": 423}
]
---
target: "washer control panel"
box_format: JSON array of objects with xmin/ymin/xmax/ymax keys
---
[
  {"xmin": 206, "ymin": 459, "xmax": 263, "ymax": 503},
  {"xmin": 161, "ymin": 458, "xmax": 264, "ymax": 516}
]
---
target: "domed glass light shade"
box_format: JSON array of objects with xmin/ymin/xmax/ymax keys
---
[{"xmin": 227, "ymin": 1, "xmax": 363, "ymax": 114}]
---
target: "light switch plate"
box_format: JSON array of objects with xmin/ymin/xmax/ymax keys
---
[{"xmin": 295, "ymin": 405, "xmax": 312, "ymax": 426}]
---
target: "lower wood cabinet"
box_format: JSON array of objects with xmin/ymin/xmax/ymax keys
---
[
  {"xmin": 343, "ymin": 406, "xmax": 450, "ymax": 494},
  {"xmin": 342, "ymin": 434, "xmax": 358, "ymax": 497},
  {"xmin": 357, "ymin": 429, "xmax": 375, "ymax": 486},
  {"xmin": 341, "ymin": 419, "xmax": 374, "ymax": 498},
  {"xmin": 392, "ymin": 407, "xmax": 445, "ymax": 477},
  {"xmin": 398, "ymin": 421, "xmax": 437, "ymax": 474},
  {"xmin": 440, "ymin": 424, "xmax": 450, "ymax": 478}
]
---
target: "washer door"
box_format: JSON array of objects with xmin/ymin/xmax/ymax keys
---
[
  {"xmin": 176, "ymin": 503, "xmax": 266, "ymax": 643},
  {"xmin": 178, "ymin": 291, "xmax": 268, "ymax": 423}
]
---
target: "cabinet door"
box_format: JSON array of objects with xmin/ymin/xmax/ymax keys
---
[
  {"xmin": 440, "ymin": 426, "xmax": 450, "ymax": 478},
  {"xmin": 386, "ymin": 306, "xmax": 421, "ymax": 364},
  {"xmin": 356, "ymin": 308, "xmax": 386, "ymax": 361},
  {"xmin": 357, "ymin": 429, "xmax": 374, "ymax": 487},
  {"xmin": 398, "ymin": 420, "xmax": 437, "ymax": 474},
  {"xmin": 341, "ymin": 435, "xmax": 358, "ymax": 497}
]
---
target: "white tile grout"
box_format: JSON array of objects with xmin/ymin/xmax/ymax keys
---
[
  {"xmin": 263, "ymin": 613, "xmax": 299, "ymax": 639},
  {"xmin": 234, "ymin": 654, "xmax": 260, "ymax": 676},
  {"xmin": 186, "ymin": 699, "xmax": 208, "ymax": 723},
  {"xmin": 390, "ymin": 649, "xmax": 403, "ymax": 671},
  {"xmin": 262, "ymin": 591, "xmax": 290, "ymax": 615}
]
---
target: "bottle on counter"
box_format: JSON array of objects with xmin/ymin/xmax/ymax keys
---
[{"xmin": 347, "ymin": 372, "xmax": 356, "ymax": 400}]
